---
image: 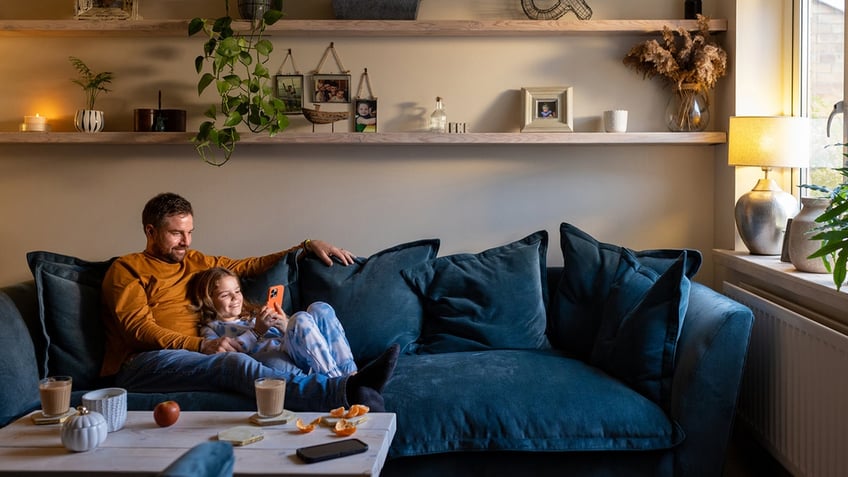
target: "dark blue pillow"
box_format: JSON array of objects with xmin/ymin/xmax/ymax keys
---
[
  {"xmin": 240, "ymin": 252, "xmax": 299, "ymax": 314},
  {"xmin": 549, "ymin": 223, "xmax": 701, "ymax": 359},
  {"xmin": 298, "ymin": 239, "xmax": 440, "ymax": 364},
  {"xmin": 26, "ymin": 251, "xmax": 116, "ymax": 390},
  {"xmin": 402, "ymin": 231, "xmax": 551, "ymax": 354},
  {"xmin": 0, "ymin": 292, "xmax": 41, "ymax": 427},
  {"xmin": 549, "ymin": 224, "xmax": 701, "ymax": 409}
]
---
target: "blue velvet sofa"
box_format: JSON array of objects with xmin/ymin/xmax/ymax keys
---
[{"xmin": 0, "ymin": 223, "xmax": 754, "ymax": 476}]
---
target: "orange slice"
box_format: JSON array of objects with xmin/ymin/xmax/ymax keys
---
[
  {"xmin": 295, "ymin": 417, "xmax": 322, "ymax": 433},
  {"xmin": 333, "ymin": 418, "xmax": 357, "ymax": 436},
  {"xmin": 329, "ymin": 406, "xmax": 346, "ymax": 418},
  {"xmin": 345, "ymin": 404, "xmax": 370, "ymax": 418}
]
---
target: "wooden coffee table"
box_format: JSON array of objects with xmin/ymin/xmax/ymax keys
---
[{"xmin": 0, "ymin": 410, "xmax": 396, "ymax": 476}]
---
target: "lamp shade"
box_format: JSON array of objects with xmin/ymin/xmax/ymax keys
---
[{"xmin": 728, "ymin": 116, "xmax": 811, "ymax": 168}]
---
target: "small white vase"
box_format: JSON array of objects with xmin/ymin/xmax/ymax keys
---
[
  {"xmin": 74, "ymin": 110, "xmax": 104, "ymax": 133},
  {"xmin": 788, "ymin": 197, "xmax": 830, "ymax": 273}
]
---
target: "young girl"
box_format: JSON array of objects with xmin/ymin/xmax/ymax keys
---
[{"xmin": 189, "ymin": 267, "xmax": 357, "ymax": 378}]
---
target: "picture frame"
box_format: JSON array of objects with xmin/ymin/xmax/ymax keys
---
[
  {"xmin": 275, "ymin": 74, "xmax": 305, "ymax": 115},
  {"xmin": 75, "ymin": 0, "xmax": 137, "ymax": 19},
  {"xmin": 521, "ymin": 86, "xmax": 574, "ymax": 133},
  {"xmin": 354, "ymin": 98, "xmax": 378, "ymax": 133},
  {"xmin": 312, "ymin": 74, "xmax": 352, "ymax": 104}
]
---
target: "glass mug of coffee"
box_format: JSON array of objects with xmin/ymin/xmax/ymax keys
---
[
  {"xmin": 254, "ymin": 378, "xmax": 286, "ymax": 418},
  {"xmin": 39, "ymin": 376, "xmax": 73, "ymax": 417}
]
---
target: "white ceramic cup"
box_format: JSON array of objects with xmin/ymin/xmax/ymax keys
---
[
  {"xmin": 603, "ymin": 109, "xmax": 628, "ymax": 132},
  {"xmin": 82, "ymin": 387, "xmax": 127, "ymax": 432}
]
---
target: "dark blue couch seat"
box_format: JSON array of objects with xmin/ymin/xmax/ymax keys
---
[{"xmin": 384, "ymin": 349, "xmax": 683, "ymax": 457}]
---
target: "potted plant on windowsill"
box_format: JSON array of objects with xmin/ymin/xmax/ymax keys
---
[
  {"xmin": 69, "ymin": 56, "xmax": 114, "ymax": 133},
  {"xmin": 800, "ymin": 164, "xmax": 848, "ymax": 291},
  {"xmin": 189, "ymin": 0, "xmax": 288, "ymax": 166}
]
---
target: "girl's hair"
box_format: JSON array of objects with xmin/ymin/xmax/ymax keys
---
[{"xmin": 188, "ymin": 267, "xmax": 259, "ymax": 324}]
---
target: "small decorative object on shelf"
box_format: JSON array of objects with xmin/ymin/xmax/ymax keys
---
[
  {"xmin": 75, "ymin": 0, "xmax": 139, "ymax": 20},
  {"xmin": 429, "ymin": 97, "xmax": 447, "ymax": 133},
  {"xmin": 332, "ymin": 0, "xmax": 420, "ymax": 19},
  {"xmin": 274, "ymin": 49, "xmax": 304, "ymax": 116},
  {"xmin": 238, "ymin": 0, "xmax": 272, "ymax": 20},
  {"xmin": 684, "ymin": 0, "xmax": 702, "ymax": 20},
  {"xmin": 521, "ymin": 86, "xmax": 574, "ymax": 133},
  {"xmin": 788, "ymin": 197, "xmax": 831, "ymax": 274},
  {"xmin": 302, "ymin": 104, "xmax": 350, "ymax": 131},
  {"xmin": 20, "ymin": 114, "xmax": 49, "ymax": 132},
  {"xmin": 69, "ymin": 56, "xmax": 113, "ymax": 133},
  {"xmin": 623, "ymin": 15, "xmax": 727, "ymax": 132},
  {"xmin": 521, "ymin": 0, "xmax": 593, "ymax": 20},
  {"xmin": 354, "ymin": 68, "xmax": 377, "ymax": 133}
]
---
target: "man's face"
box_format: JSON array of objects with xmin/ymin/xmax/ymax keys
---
[{"xmin": 145, "ymin": 213, "xmax": 193, "ymax": 263}]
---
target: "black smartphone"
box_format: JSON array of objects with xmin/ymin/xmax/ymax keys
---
[{"xmin": 296, "ymin": 438, "xmax": 369, "ymax": 463}]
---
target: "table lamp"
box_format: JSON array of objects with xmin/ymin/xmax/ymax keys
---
[{"xmin": 728, "ymin": 116, "xmax": 811, "ymax": 255}]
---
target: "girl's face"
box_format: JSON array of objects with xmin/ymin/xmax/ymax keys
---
[
  {"xmin": 211, "ymin": 275, "xmax": 243, "ymax": 320},
  {"xmin": 357, "ymin": 103, "xmax": 370, "ymax": 116}
]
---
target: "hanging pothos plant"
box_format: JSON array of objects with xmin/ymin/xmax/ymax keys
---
[
  {"xmin": 189, "ymin": 0, "xmax": 288, "ymax": 166},
  {"xmin": 800, "ymin": 156, "xmax": 848, "ymax": 291}
]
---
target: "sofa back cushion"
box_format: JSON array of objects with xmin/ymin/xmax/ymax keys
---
[
  {"xmin": 26, "ymin": 251, "xmax": 115, "ymax": 390},
  {"xmin": 402, "ymin": 231, "xmax": 551, "ymax": 354},
  {"xmin": 549, "ymin": 223, "xmax": 701, "ymax": 408},
  {"xmin": 298, "ymin": 239, "xmax": 440, "ymax": 363},
  {"xmin": 240, "ymin": 252, "xmax": 300, "ymax": 315},
  {"xmin": 0, "ymin": 292, "xmax": 41, "ymax": 427}
]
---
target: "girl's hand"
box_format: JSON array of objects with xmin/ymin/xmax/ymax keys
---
[{"xmin": 255, "ymin": 304, "xmax": 287, "ymax": 335}]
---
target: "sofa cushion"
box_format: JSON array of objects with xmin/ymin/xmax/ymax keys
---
[
  {"xmin": 549, "ymin": 224, "xmax": 701, "ymax": 408},
  {"xmin": 0, "ymin": 292, "xmax": 41, "ymax": 427},
  {"xmin": 240, "ymin": 252, "xmax": 299, "ymax": 314},
  {"xmin": 298, "ymin": 239, "xmax": 440, "ymax": 363},
  {"xmin": 402, "ymin": 231, "xmax": 550, "ymax": 354},
  {"xmin": 26, "ymin": 251, "xmax": 116, "ymax": 390},
  {"xmin": 383, "ymin": 349, "xmax": 684, "ymax": 457}
]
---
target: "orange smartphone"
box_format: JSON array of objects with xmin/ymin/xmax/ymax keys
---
[{"xmin": 266, "ymin": 285, "xmax": 284, "ymax": 309}]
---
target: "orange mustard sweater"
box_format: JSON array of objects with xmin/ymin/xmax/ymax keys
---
[{"xmin": 100, "ymin": 248, "xmax": 297, "ymax": 376}]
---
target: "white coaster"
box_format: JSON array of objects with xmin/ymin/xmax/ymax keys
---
[
  {"xmin": 218, "ymin": 426, "xmax": 264, "ymax": 446},
  {"xmin": 248, "ymin": 409, "xmax": 295, "ymax": 426}
]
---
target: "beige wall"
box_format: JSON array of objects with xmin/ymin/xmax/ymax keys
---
[{"xmin": 1, "ymin": 0, "xmax": 724, "ymax": 285}]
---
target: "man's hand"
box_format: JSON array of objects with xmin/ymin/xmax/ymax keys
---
[
  {"xmin": 305, "ymin": 239, "xmax": 355, "ymax": 266},
  {"xmin": 200, "ymin": 336, "xmax": 242, "ymax": 354}
]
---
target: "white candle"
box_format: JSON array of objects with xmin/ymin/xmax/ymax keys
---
[{"xmin": 23, "ymin": 114, "xmax": 47, "ymax": 132}]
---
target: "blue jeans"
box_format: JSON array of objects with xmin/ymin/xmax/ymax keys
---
[{"xmin": 115, "ymin": 349, "xmax": 349, "ymax": 411}]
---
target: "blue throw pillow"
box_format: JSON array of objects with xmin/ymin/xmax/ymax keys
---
[
  {"xmin": 0, "ymin": 292, "xmax": 41, "ymax": 427},
  {"xmin": 549, "ymin": 223, "xmax": 701, "ymax": 408},
  {"xmin": 298, "ymin": 239, "xmax": 440, "ymax": 364},
  {"xmin": 26, "ymin": 251, "xmax": 116, "ymax": 390},
  {"xmin": 240, "ymin": 252, "xmax": 299, "ymax": 314},
  {"xmin": 402, "ymin": 231, "xmax": 551, "ymax": 354}
]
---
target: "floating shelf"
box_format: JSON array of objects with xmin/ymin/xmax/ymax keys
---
[
  {"xmin": 0, "ymin": 131, "xmax": 726, "ymax": 146},
  {"xmin": 0, "ymin": 18, "xmax": 728, "ymax": 38}
]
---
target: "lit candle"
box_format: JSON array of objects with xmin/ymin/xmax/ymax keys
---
[{"xmin": 22, "ymin": 114, "xmax": 48, "ymax": 132}]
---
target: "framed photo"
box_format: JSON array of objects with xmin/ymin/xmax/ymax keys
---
[
  {"xmin": 275, "ymin": 75, "xmax": 305, "ymax": 115},
  {"xmin": 312, "ymin": 74, "xmax": 351, "ymax": 104},
  {"xmin": 354, "ymin": 98, "xmax": 378, "ymax": 133},
  {"xmin": 521, "ymin": 86, "xmax": 574, "ymax": 133},
  {"xmin": 76, "ymin": 0, "xmax": 137, "ymax": 19}
]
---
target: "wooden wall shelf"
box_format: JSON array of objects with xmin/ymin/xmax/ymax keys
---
[
  {"xmin": 0, "ymin": 131, "xmax": 726, "ymax": 146},
  {"xmin": 0, "ymin": 18, "xmax": 728, "ymax": 38}
]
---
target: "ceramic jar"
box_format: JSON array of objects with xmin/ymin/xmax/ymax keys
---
[
  {"xmin": 74, "ymin": 110, "xmax": 104, "ymax": 133},
  {"xmin": 788, "ymin": 197, "xmax": 830, "ymax": 273},
  {"xmin": 61, "ymin": 406, "xmax": 108, "ymax": 452}
]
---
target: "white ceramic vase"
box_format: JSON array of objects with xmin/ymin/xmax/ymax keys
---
[
  {"xmin": 74, "ymin": 110, "xmax": 104, "ymax": 133},
  {"xmin": 788, "ymin": 197, "xmax": 830, "ymax": 273}
]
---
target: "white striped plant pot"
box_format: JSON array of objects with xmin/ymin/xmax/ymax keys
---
[{"xmin": 74, "ymin": 110, "xmax": 104, "ymax": 133}]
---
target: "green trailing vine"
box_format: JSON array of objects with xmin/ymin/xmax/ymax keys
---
[
  {"xmin": 800, "ymin": 161, "xmax": 848, "ymax": 291},
  {"xmin": 189, "ymin": 1, "xmax": 288, "ymax": 166}
]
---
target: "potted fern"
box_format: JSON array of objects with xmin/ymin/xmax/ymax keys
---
[
  {"xmin": 189, "ymin": 0, "xmax": 289, "ymax": 166},
  {"xmin": 800, "ymin": 164, "xmax": 848, "ymax": 291},
  {"xmin": 69, "ymin": 56, "xmax": 114, "ymax": 133}
]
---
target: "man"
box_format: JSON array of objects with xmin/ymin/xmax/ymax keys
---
[{"xmin": 101, "ymin": 192, "xmax": 397, "ymax": 411}]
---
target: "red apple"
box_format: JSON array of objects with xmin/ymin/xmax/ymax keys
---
[{"xmin": 153, "ymin": 400, "xmax": 180, "ymax": 427}]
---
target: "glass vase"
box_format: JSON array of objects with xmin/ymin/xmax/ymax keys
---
[{"xmin": 665, "ymin": 84, "xmax": 710, "ymax": 132}]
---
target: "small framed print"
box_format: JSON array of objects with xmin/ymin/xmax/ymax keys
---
[
  {"xmin": 312, "ymin": 74, "xmax": 351, "ymax": 104},
  {"xmin": 275, "ymin": 74, "xmax": 304, "ymax": 115},
  {"xmin": 521, "ymin": 86, "xmax": 574, "ymax": 133},
  {"xmin": 354, "ymin": 98, "xmax": 377, "ymax": 133}
]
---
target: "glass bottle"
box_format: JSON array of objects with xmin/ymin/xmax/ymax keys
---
[{"xmin": 429, "ymin": 97, "xmax": 447, "ymax": 133}]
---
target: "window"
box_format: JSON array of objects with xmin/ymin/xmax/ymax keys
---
[{"xmin": 800, "ymin": 0, "xmax": 845, "ymax": 190}]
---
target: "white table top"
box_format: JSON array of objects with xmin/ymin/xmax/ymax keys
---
[{"xmin": 0, "ymin": 410, "xmax": 396, "ymax": 476}]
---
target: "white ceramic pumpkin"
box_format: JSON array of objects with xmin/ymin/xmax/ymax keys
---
[{"xmin": 61, "ymin": 406, "xmax": 108, "ymax": 452}]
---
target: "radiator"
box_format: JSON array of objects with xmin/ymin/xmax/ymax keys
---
[{"xmin": 724, "ymin": 283, "xmax": 848, "ymax": 477}]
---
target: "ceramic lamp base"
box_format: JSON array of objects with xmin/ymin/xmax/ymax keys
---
[{"xmin": 735, "ymin": 178, "xmax": 799, "ymax": 255}]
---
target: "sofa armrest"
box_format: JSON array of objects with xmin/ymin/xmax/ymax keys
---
[{"xmin": 669, "ymin": 282, "xmax": 753, "ymax": 476}]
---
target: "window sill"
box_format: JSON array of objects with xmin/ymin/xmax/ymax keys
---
[{"xmin": 713, "ymin": 249, "xmax": 848, "ymax": 334}]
